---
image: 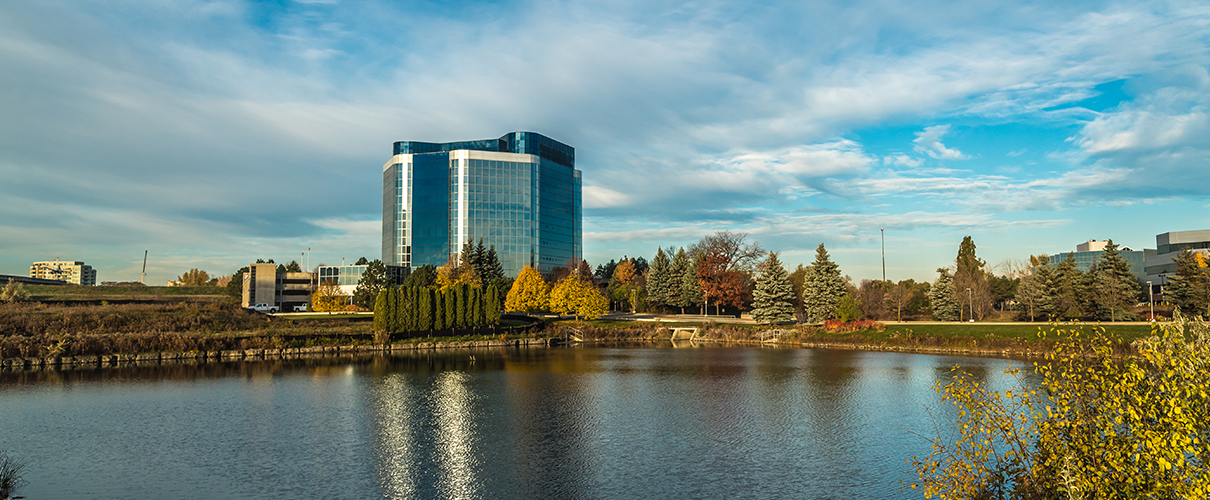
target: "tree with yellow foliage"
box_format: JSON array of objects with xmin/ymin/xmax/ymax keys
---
[
  {"xmin": 436, "ymin": 253, "xmax": 481, "ymax": 291},
  {"xmin": 311, "ymin": 280, "xmax": 348, "ymax": 314},
  {"xmin": 505, "ymin": 265, "xmax": 549, "ymax": 313},
  {"xmin": 550, "ymin": 274, "xmax": 608, "ymax": 320},
  {"xmin": 176, "ymin": 268, "xmax": 211, "ymax": 287},
  {"xmin": 910, "ymin": 315, "xmax": 1210, "ymax": 498}
]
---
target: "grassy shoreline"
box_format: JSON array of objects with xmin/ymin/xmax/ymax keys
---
[{"xmin": 0, "ymin": 297, "xmax": 1164, "ymax": 361}]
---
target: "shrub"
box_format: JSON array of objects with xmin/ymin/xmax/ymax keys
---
[
  {"xmin": 822, "ymin": 319, "xmax": 884, "ymax": 334},
  {"xmin": 909, "ymin": 314, "xmax": 1210, "ymax": 498},
  {"xmin": 0, "ymin": 450, "xmax": 28, "ymax": 499},
  {"xmin": 1, "ymin": 281, "xmax": 30, "ymax": 303}
]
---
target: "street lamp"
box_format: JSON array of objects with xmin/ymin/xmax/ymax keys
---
[
  {"xmin": 966, "ymin": 287, "xmax": 973, "ymax": 322},
  {"xmin": 880, "ymin": 228, "xmax": 886, "ymax": 284},
  {"xmin": 1147, "ymin": 280, "xmax": 1154, "ymax": 321}
]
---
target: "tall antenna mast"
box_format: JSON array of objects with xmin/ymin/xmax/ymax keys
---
[{"xmin": 141, "ymin": 250, "xmax": 148, "ymax": 284}]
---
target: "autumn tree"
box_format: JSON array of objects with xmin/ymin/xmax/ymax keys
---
[
  {"xmin": 608, "ymin": 259, "xmax": 642, "ymax": 312},
  {"xmin": 177, "ymin": 268, "xmax": 211, "ymax": 287},
  {"xmin": 687, "ymin": 230, "xmax": 765, "ymax": 274},
  {"xmin": 857, "ymin": 279, "xmax": 888, "ymax": 320},
  {"xmin": 550, "ymin": 274, "xmax": 608, "ymax": 320},
  {"xmin": 751, "ymin": 252, "xmax": 794, "ymax": 324},
  {"xmin": 312, "ymin": 280, "xmax": 348, "ymax": 314},
  {"xmin": 697, "ymin": 250, "xmax": 746, "ymax": 315},
  {"xmin": 505, "ymin": 265, "xmax": 549, "ymax": 314},
  {"xmin": 885, "ymin": 281, "xmax": 915, "ymax": 322}
]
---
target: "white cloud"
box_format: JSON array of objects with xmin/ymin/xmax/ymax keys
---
[
  {"xmin": 583, "ymin": 185, "xmax": 632, "ymax": 208},
  {"xmin": 883, "ymin": 153, "xmax": 923, "ymax": 168},
  {"xmin": 913, "ymin": 125, "xmax": 968, "ymax": 160}
]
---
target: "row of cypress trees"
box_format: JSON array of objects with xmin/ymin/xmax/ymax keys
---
[{"xmin": 373, "ymin": 283, "xmax": 502, "ymax": 334}]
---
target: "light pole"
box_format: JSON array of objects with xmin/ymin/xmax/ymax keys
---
[
  {"xmin": 966, "ymin": 287, "xmax": 973, "ymax": 322},
  {"xmin": 1147, "ymin": 280, "xmax": 1154, "ymax": 321},
  {"xmin": 880, "ymin": 228, "xmax": 886, "ymax": 285}
]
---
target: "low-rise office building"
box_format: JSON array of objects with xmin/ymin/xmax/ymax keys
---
[
  {"xmin": 30, "ymin": 260, "xmax": 97, "ymax": 286},
  {"xmin": 1145, "ymin": 229, "xmax": 1210, "ymax": 292},
  {"xmin": 316, "ymin": 264, "xmax": 408, "ymax": 296},
  {"xmin": 241, "ymin": 263, "xmax": 313, "ymax": 310},
  {"xmin": 1048, "ymin": 239, "xmax": 1150, "ymax": 282}
]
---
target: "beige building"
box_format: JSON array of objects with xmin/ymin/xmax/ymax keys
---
[
  {"xmin": 241, "ymin": 263, "xmax": 313, "ymax": 310},
  {"xmin": 30, "ymin": 260, "xmax": 97, "ymax": 286}
]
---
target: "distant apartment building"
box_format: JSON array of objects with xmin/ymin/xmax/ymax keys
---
[
  {"xmin": 1145, "ymin": 229, "xmax": 1210, "ymax": 291},
  {"xmin": 240, "ymin": 263, "xmax": 312, "ymax": 310},
  {"xmin": 30, "ymin": 260, "xmax": 97, "ymax": 286},
  {"xmin": 316, "ymin": 264, "xmax": 408, "ymax": 296},
  {"xmin": 1048, "ymin": 239, "xmax": 1150, "ymax": 282}
]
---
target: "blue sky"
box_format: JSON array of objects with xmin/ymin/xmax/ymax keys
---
[{"xmin": 1, "ymin": 0, "xmax": 1208, "ymax": 284}]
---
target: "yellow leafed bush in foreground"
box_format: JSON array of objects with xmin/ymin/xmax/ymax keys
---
[{"xmin": 910, "ymin": 314, "xmax": 1210, "ymax": 499}]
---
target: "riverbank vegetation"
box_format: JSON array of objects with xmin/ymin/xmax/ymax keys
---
[
  {"xmin": 544, "ymin": 318, "xmax": 1155, "ymax": 355},
  {"xmin": 0, "ymin": 450, "xmax": 28, "ymax": 499},
  {"xmin": 909, "ymin": 315, "xmax": 1210, "ymax": 498}
]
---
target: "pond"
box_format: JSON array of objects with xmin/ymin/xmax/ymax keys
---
[{"xmin": 0, "ymin": 344, "xmax": 1037, "ymax": 499}]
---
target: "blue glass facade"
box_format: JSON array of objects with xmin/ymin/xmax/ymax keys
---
[
  {"xmin": 1048, "ymin": 250, "xmax": 1147, "ymax": 281},
  {"xmin": 382, "ymin": 132, "xmax": 581, "ymax": 278}
]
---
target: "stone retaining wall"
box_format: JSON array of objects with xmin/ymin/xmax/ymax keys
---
[{"xmin": 0, "ymin": 338, "xmax": 553, "ymax": 372}]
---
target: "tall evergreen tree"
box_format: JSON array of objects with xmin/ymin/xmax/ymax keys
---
[
  {"xmin": 647, "ymin": 247, "xmax": 672, "ymax": 310},
  {"xmin": 472, "ymin": 238, "xmax": 488, "ymax": 275},
  {"xmin": 752, "ymin": 252, "xmax": 795, "ymax": 324},
  {"xmin": 1052, "ymin": 254, "xmax": 1088, "ymax": 320},
  {"xmin": 486, "ymin": 283, "xmax": 501, "ymax": 325},
  {"xmin": 456, "ymin": 283, "xmax": 469, "ymax": 328},
  {"xmin": 471, "ymin": 286, "xmax": 483, "ymax": 327},
  {"xmin": 352, "ymin": 260, "xmax": 390, "ymax": 309},
  {"xmin": 380, "ymin": 287, "xmax": 395, "ymax": 333},
  {"xmin": 666, "ymin": 248, "xmax": 689, "ymax": 313},
  {"xmin": 399, "ymin": 286, "xmax": 413, "ymax": 334},
  {"xmin": 1166, "ymin": 248, "xmax": 1210, "ymax": 318},
  {"xmin": 789, "ymin": 264, "xmax": 809, "ymax": 322},
  {"xmin": 373, "ymin": 289, "xmax": 389, "ymax": 332},
  {"xmin": 438, "ymin": 288, "xmax": 452, "ymax": 331},
  {"xmin": 419, "ymin": 288, "xmax": 433, "ymax": 331},
  {"xmin": 445, "ymin": 286, "xmax": 456, "ymax": 329},
  {"xmin": 953, "ymin": 236, "xmax": 990, "ymax": 320},
  {"xmin": 679, "ymin": 252, "xmax": 703, "ymax": 314},
  {"xmin": 803, "ymin": 243, "xmax": 846, "ymax": 323},
  {"xmin": 1093, "ymin": 240, "xmax": 1140, "ymax": 321},
  {"xmin": 931, "ymin": 268, "xmax": 961, "ymax": 321},
  {"xmin": 404, "ymin": 265, "xmax": 438, "ymax": 288}
]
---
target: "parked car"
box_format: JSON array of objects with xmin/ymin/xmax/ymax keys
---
[
  {"xmin": 248, "ymin": 303, "xmax": 278, "ymax": 313},
  {"xmin": 293, "ymin": 304, "xmax": 309, "ymax": 312}
]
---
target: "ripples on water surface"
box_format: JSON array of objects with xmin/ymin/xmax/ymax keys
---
[{"xmin": 0, "ymin": 345, "xmax": 1037, "ymax": 499}]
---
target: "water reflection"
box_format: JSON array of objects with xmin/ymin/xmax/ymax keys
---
[{"xmin": 0, "ymin": 346, "xmax": 1039, "ymax": 499}]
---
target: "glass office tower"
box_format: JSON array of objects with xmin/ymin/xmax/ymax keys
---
[{"xmin": 382, "ymin": 131, "xmax": 582, "ymax": 278}]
